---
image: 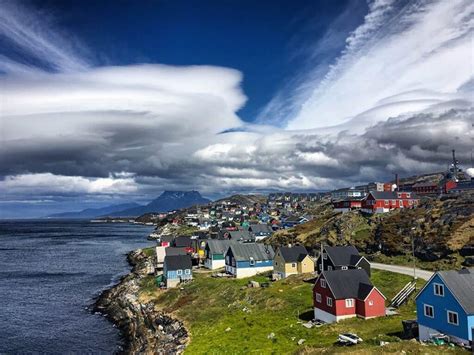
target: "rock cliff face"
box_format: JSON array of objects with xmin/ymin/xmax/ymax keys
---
[{"xmin": 94, "ymin": 250, "xmax": 188, "ymax": 354}]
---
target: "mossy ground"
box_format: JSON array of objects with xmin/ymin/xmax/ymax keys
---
[{"xmin": 138, "ymin": 269, "xmax": 467, "ymax": 354}]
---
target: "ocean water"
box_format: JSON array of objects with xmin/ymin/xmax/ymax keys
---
[{"xmin": 0, "ymin": 220, "xmax": 154, "ymax": 353}]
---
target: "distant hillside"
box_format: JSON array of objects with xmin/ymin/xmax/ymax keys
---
[
  {"xmin": 47, "ymin": 203, "xmax": 141, "ymax": 219},
  {"xmin": 109, "ymin": 191, "xmax": 211, "ymax": 217},
  {"xmin": 214, "ymin": 194, "xmax": 266, "ymax": 206},
  {"xmin": 266, "ymin": 192, "xmax": 474, "ymax": 265}
]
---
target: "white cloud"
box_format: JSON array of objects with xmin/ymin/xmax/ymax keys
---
[
  {"xmin": 0, "ymin": 173, "xmax": 138, "ymax": 195},
  {"xmin": 264, "ymin": 0, "xmax": 474, "ymax": 131}
]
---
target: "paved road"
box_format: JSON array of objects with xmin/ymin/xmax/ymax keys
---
[{"xmin": 371, "ymin": 262, "xmax": 434, "ymax": 281}]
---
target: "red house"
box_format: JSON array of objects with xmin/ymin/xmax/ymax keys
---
[
  {"xmin": 361, "ymin": 191, "xmax": 419, "ymax": 214},
  {"xmin": 313, "ymin": 269, "xmax": 386, "ymax": 323},
  {"xmin": 332, "ymin": 198, "xmax": 363, "ymax": 212}
]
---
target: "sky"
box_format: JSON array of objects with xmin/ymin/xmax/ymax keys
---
[{"xmin": 0, "ymin": 0, "xmax": 473, "ymax": 218}]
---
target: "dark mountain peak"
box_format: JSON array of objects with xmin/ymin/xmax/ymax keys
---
[
  {"xmin": 109, "ymin": 190, "xmax": 211, "ymax": 217},
  {"xmin": 160, "ymin": 190, "xmax": 202, "ymax": 199}
]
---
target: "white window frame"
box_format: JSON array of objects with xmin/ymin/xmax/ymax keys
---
[
  {"xmin": 320, "ymin": 279, "xmax": 326, "ymax": 288},
  {"xmin": 184, "ymin": 269, "xmax": 191, "ymax": 275},
  {"xmin": 341, "ymin": 266, "xmax": 348, "ymax": 270},
  {"xmin": 249, "ymin": 257, "xmax": 255, "ymax": 266},
  {"xmin": 433, "ymin": 283, "xmax": 444, "ymax": 297},
  {"xmin": 323, "ymin": 253, "xmax": 327, "ymax": 260},
  {"xmin": 177, "ymin": 269, "xmax": 183, "ymax": 276},
  {"xmin": 447, "ymin": 311, "xmax": 459, "ymax": 325},
  {"xmin": 326, "ymin": 297, "xmax": 333, "ymax": 307},
  {"xmin": 328, "ymin": 266, "xmax": 333, "ymax": 271},
  {"xmin": 424, "ymin": 304, "xmax": 434, "ymax": 318},
  {"xmin": 316, "ymin": 293, "xmax": 321, "ymax": 303},
  {"xmin": 291, "ymin": 263, "xmax": 296, "ymax": 267},
  {"xmin": 384, "ymin": 200, "xmax": 389, "ymax": 206},
  {"xmin": 345, "ymin": 298, "xmax": 354, "ymax": 308},
  {"xmin": 369, "ymin": 300, "xmax": 374, "ymax": 306}
]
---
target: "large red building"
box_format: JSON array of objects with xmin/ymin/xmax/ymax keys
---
[
  {"xmin": 313, "ymin": 269, "xmax": 386, "ymax": 323},
  {"xmin": 361, "ymin": 191, "xmax": 419, "ymax": 214}
]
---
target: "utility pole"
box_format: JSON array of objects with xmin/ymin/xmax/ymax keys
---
[
  {"xmin": 320, "ymin": 242, "xmax": 324, "ymax": 272},
  {"xmin": 411, "ymin": 227, "xmax": 417, "ymax": 283}
]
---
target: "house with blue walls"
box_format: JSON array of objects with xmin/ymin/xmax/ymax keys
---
[
  {"xmin": 415, "ymin": 268, "xmax": 474, "ymax": 347},
  {"xmin": 163, "ymin": 254, "xmax": 193, "ymax": 288},
  {"xmin": 225, "ymin": 243, "xmax": 274, "ymax": 278}
]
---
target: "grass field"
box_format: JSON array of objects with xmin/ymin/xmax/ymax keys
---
[{"xmin": 139, "ymin": 269, "xmax": 467, "ymax": 354}]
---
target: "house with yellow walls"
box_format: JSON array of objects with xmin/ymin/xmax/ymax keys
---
[{"xmin": 273, "ymin": 245, "xmax": 314, "ymax": 278}]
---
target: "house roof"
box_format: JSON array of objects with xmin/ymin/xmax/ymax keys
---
[
  {"xmin": 438, "ymin": 269, "xmax": 474, "ymax": 314},
  {"xmin": 325, "ymin": 245, "xmax": 361, "ymax": 266},
  {"xmin": 227, "ymin": 230, "xmax": 253, "ymax": 241},
  {"xmin": 174, "ymin": 236, "xmax": 192, "ymax": 247},
  {"xmin": 321, "ymin": 269, "xmax": 375, "ymax": 299},
  {"xmin": 367, "ymin": 191, "xmax": 419, "ymax": 200},
  {"xmin": 279, "ymin": 245, "xmax": 309, "ymax": 263},
  {"xmin": 228, "ymin": 243, "xmax": 274, "ymax": 261},
  {"xmin": 164, "ymin": 255, "xmax": 192, "ymax": 270},
  {"xmin": 160, "ymin": 235, "xmax": 174, "ymax": 243},
  {"xmin": 206, "ymin": 240, "xmax": 234, "ymax": 255},
  {"xmin": 249, "ymin": 224, "xmax": 273, "ymax": 234},
  {"xmin": 165, "ymin": 247, "xmax": 188, "ymax": 256}
]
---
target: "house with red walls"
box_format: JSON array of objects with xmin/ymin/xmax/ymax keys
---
[
  {"xmin": 313, "ymin": 269, "xmax": 386, "ymax": 323},
  {"xmin": 361, "ymin": 191, "xmax": 419, "ymax": 214}
]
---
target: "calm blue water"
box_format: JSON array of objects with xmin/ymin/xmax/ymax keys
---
[{"xmin": 0, "ymin": 220, "xmax": 154, "ymax": 353}]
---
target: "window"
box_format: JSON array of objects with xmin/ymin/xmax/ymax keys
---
[
  {"xmin": 409, "ymin": 200, "xmax": 413, "ymax": 205},
  {"xmin": 327, "ymin": 297, "xmax": 333, "ymax": 307},
  {"xmin": 392, "ymin": 199, "xmax": 396, "ymax": 205},
  {"xmin": 321, "ymin": 279, "xmax": 326, "ymax": 288},
  {"xmin": 434, "ymin": 283, "xmax": 444, "ymax": 296},
  {"xmin": 341, "ymin": 266, "xmax": 348, "ymax": 270},
  {"xmin": 328, "ymin": 266, "xmax": 333, "ymax": 271},
  {"xmin": 384, "ymin": 200, "xmax": 389, "ymax": 206},
  {"xmin": 316, "ymin": 293, "xmax": 321, "ymax": 303},
  {"xmin": 249, "ymin": 257, "xmax": 255, "ymax": 266},
  {"xmin": 369, "ymin": 300, "xmax": 374, "ymax": 306},
  {"xmin": 406, "ymin": 193, "xmax": 411, "ymax": 198},
  {"xmin": 399, "ymin": 200, "xmax": 403, "ymax": 206},
  {"xmin": 185, "ymin": 269, "xmax": 191, "ymax": 275},
  {"xmin": 345, "ymin": 299, "xmax": 354, "ymax": 308},
  {"xmin": 177, "ymin": 269, "xmax": 183, "ymax": 276},
  {"xmin": 323, "ymin": 253, "xmax": 327, "ymax": 260},
  {"xmin": 447, "ymin": 311, "xmax": 459, "ymax": 325},
  {"xmin": 424, "ymin": 304, "xmax": 434, "ymax": 318},
  {"xmin": 275, "ymin": 261, "xmax": 278, "ymax": 266},
  {"xmin": 292, "ymin": 263, "xmax": 296, "ymax": 267}
]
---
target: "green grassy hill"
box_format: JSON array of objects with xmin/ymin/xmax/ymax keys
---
[{"xmin": 139, "ymin": 270, "xmax": 466, "ymax": 354}]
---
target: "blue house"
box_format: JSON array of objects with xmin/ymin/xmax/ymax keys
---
[
  {"xmin": 163, "ymin": 255, "xmax": 193, "ymax": 288},
  {"xmin": 225, "ymin": 243, "xmax": 274, "ymax": 278},
  {"xmin": 415, "ymin": 268, "xmax": 474, "ymax": 347}
]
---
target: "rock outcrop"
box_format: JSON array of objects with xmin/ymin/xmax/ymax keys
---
[{"xmin": 94, "ymin": 250, "xmax": 188, "ymax": 354}]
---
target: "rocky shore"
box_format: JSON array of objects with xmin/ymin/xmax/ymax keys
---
[{"xmin": 94, "ymin": 249, "xmax": 188, "ymax": 354}]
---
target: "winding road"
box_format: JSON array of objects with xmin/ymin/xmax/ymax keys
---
[{"xmin": 371, "ymin": 262, "xmax": 434, "ymax": 281}]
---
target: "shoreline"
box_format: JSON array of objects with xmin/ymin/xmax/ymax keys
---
[{"xmin": 93, "ymin": 249, "xmax": 188, "ymax": 354}]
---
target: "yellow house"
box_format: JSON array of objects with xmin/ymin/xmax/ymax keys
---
[{"xmin": 274, "ymin": 245, "xmax": 315, "ymax": 278}]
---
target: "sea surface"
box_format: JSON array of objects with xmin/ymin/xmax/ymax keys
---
[{"xmin": 0, "ymin": 220, "xmax": 154, "ymax": 353}]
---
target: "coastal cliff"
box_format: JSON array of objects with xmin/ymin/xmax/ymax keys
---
[{"xmin": 94, "ymin": 249, "xmax": 188, "ymax": 354}]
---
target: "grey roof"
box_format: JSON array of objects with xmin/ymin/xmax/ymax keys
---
[
  {"xmin": 249, "ymin": 224, "xmax": 273, "ymax": 234},
  {"xmin": 165, "ymin": 247, "xmax": 188, "ymax": 256},
  {"xmin": 322, "ymin": 269, "xmax": 375, "ymax": 299},
  {"xmin": 325, "ymin": 245, "xmax": 361, "ymax": 266},
  {"xmin": 206, "ymin": 240, "xmax": 234, "ymax": 255},
  {"xmin": 174, "ymin": 236, "xmax": 192, "ymax": 247},
  {"xmin": 227, "ymin": 243, "xmax": 274, "ymax": 261},
  {"xmin": 368, "ymin": 191, "xmax": 419, "ymax": 200},
  {"xmin": 164, "ymin": 255, "xmax": 192, "ymax": 270},
  {"xmin": 438, "ymin": 269, "xmax": 474, "ymax": 314},
  {"xmin": 279, "ymin": 245, "xmax": 309, "ymax": 263},
  {"xmin": 227, "ymin": 230, "xmax": 253, "ymax": 241}
]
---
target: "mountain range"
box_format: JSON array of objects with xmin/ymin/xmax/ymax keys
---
[{"xmin": 47, "ymin": 191, "xmax": 211, "ymax": 219}]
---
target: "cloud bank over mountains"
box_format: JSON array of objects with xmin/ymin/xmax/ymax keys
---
[{"xmin": 0, "ymin": 0, "xmax": 473, "ymax": 214}]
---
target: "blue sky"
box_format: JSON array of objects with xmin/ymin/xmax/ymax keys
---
[
  {"xmin": 7, "ymin": 0, "xmax": 366, "ymax": 122},
  {"xmin": 0, "ymin": 0, "xmax": 473, "ymax": 218}
]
